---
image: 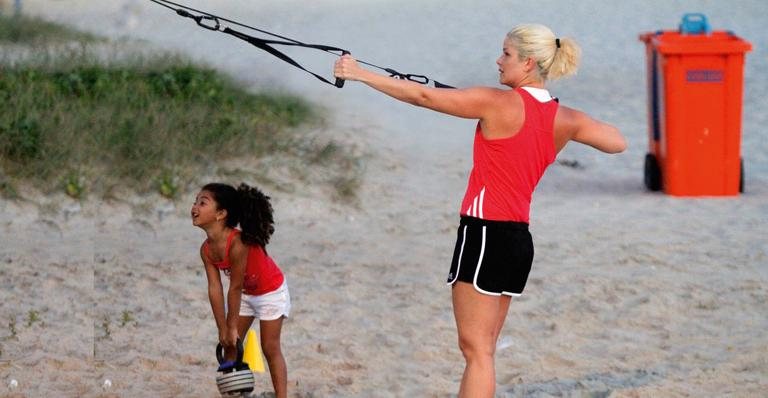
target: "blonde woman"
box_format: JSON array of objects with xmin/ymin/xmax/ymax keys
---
[{"xmin": 335, "ymin": 24, "xmax": 626, "ymax": 397}]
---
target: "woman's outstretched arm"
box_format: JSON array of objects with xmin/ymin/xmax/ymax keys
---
[
  {"xmin": 334, "ymin": 55, "xmax": 501, "ymax": 120},
  {"xmin": 554, "ymin": 106, "xmax": 627, "ymax": 154}
]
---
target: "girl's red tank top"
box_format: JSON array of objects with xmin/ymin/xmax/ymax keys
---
[
  {"xmin": 460, "ymin": 87, "xmax": 558, "ymax": 223},
  {"xmin": 203, "ymin": 229, "xmax": 285, "ymax": 296}
]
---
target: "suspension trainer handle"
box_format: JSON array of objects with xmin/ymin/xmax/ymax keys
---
[{"xmin": 335, "ymin": 50, "xmax": 350, "ymax": 88}]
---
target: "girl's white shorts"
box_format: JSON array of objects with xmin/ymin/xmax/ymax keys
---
[{"xmin": 239, "ymin": 281, "xmax": 291, "ymax": 320}]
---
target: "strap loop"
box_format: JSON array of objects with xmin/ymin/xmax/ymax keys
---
[
  {"xmin": 195, "ymin": 15, "xmax": 220, "ymax": 31},
  {"xmin": 384, "ymin": 68, "xmax": 454, "ymax": 88}
]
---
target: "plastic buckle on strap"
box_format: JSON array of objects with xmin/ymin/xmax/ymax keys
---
[
  {"xmin": 384, "ymin": 68, "xmax": 403, "ymax": 79},
  {"xmin": 405, "ymin": 74, "xmax": 429, "ymax": 85},
  {"xmin": 384, "ymin": 69, "xmax": 430, "ymax": 85},
  {"xmin": 194, "ymin": 15, "xmax": 220, "ymax": 31}
]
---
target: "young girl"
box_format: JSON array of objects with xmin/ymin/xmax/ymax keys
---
[
  {"xmin": 334, "ymin": 24, "xmax": 626, "ymax": 397},
  {"xmin": 191, "ymin": 182, "xmax": 290, "ymax": 398}
]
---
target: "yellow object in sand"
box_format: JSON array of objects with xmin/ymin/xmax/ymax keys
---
[{"xmin": 243, "ymin": 328, "xmax": 265, "ymax": 373}]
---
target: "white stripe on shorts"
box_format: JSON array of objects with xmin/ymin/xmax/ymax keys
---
[
  {"xmin": 447, "ymin": 225, "xmax": 467, "ymax": 285},
  {"xmin": 472, "ymin": 226, "xmax": 501, "ymax": 296}
]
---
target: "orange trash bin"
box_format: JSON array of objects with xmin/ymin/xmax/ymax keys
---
[{"xmin": 639, "ymin": 13, "xmax": 752, "ymax": 196}]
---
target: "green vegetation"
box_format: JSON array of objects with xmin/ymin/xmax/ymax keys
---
[
  {"xmin": 8, "ymin": 316, "xmax": 17, "ymax": 339},
  {"xmin": 99, "ymin": 315, "xmax": 111, "ymax": 340},
  {"xmin": 0, "ymin": 61, "xmax": 318, "ymax": 195},
  {"xmin": 0, "ymin": 13, "xmax": 100, "ymax": 44},
  {"xmin": 0, "ymin": 15, "xmax": 362, "ymax": 200},
  {"xmin": 25, "ymin": 309, "xmax": 40, "ymax": 327},
  {"xmin": 120, "ymin": 310, "xmax": 136, "ymax": 327}
]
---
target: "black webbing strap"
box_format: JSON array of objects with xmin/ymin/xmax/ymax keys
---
[
  {"xmin": 222, "ymin": 28, "xmax": 348, "ymax": 88},
  {"xmin": 148, "ymin": 0, "xmax": 454, "ymax": 89}
]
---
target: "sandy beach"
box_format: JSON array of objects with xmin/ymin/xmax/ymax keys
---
[{"xmin": 1, "ymin": 0, "xmax": 767, "ymax": 397}]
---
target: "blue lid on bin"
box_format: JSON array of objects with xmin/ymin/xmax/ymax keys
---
[{"xmin": 679, "ymin": 13, "xmax": 711, "ymax": 35}]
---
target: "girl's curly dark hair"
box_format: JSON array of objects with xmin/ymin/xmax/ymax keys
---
[
  {"xmin": 236, "ymin": 183, "xmax": 274, "ymax": 247},
  {"xmin": 201, "ymin": 182, "xmax": 275, "ymax": 247}
]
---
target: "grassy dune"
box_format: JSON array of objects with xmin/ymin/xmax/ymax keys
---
[
  {"xmin": 0, "ymin": 14, "xmax": 361, "ymax": 201},
  {"xmin": 0, "ymin": 13, "xmax": 101, "ymax": 44}
]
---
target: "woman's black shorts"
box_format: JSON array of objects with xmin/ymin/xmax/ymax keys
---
[{"xmin": 446, "ymin": 216, "xmax": 534, "ymax": 296}]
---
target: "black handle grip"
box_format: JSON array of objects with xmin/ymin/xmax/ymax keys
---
[
  {"xmin": 216, "ymin": 339, "xmax": 244, "ymax": 365},
  {"xmin": 335, "ymin": 50, "xmax": 350, "ymax": 88}
]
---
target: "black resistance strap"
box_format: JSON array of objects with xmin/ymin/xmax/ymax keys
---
[{"xmin": 148, "ymin": 0, "xmax": 454, "ymax": 89}]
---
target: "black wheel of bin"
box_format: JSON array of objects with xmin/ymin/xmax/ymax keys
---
[
  {"xmin": 739, "ymin": 158, "xmax": 744, "ymax": 193},
  {"xmin": 644, "ymin": 153, "xmax": 662, "ymax": 191}
]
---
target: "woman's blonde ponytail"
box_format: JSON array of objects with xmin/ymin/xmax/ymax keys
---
[
  {"xmin": 548, "ymin": 36, "xmax": 580, "ymax": 80},
  {"xmin": 507, "ymin": 24, "xmax": 581, "ymax": 82}
]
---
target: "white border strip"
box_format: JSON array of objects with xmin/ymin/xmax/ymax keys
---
[
  {"xmin": 478, "ymin": 187, "xmax": 485, "ymax": 219},
  {"xmin": 521, "ymin": 86, "xmax": 554, "ymax": 102},
  {"xmin": 472, "ymin": 226, "xmax": 501, "ymax": 296},
  {"xmin": 447, "ymin": 225, "xmax": 467, "ymax": 285}
]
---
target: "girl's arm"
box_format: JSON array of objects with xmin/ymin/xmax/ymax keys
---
[
  {"xmin": 201, "ymin": 245, "xmax": 227, "ymax": 340},
  {"xmin": 554, "ymin": 105, "xmax": 627, "ymax": 154},
  {"xmin": 334, "ymin": 55, "xmax": 503, "ymax": 120},
  {"xmin": 224, "ymin": 239, "xmax": 248, "ymax": 345}
]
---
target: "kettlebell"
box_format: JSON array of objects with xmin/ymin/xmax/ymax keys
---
[{"xmin": 215, "ymin": 339, "xmax": 255, "ymax": 396}]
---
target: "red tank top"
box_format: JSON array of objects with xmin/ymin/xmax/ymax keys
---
[
  {"xmin": 203, "ymin": 229, "xmax": 285, "ymax": 296},
  {"xmin": 460, "ymin": 87, "xmax": 557, "ymax": 223}
]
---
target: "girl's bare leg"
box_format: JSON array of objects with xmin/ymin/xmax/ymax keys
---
[{"xmin": 260, "ymin": 317, "xmax": 287, "ymax": 398}]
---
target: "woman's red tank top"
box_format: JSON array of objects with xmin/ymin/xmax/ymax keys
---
[{"xmin": 460, "ymin": 87, "xmax": 558, "ymax": 223}]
